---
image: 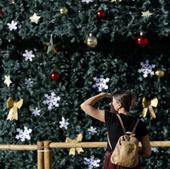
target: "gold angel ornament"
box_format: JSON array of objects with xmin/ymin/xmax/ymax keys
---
[{"xmin": 6, "ymin": 97, "xmax": 23, "ymax": 121}]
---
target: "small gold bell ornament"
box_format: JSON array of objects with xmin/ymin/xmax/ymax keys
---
[
  {"xmin": 155, "ymin": 69, "xmax": 165, "ymax": 78},
  {"xmin": 59, "ymin": 7, "xmax": 68, "ymax": 16},
  {"xmin": 85, "ymin": 33, "xmax": 98, "ymax": 48}
]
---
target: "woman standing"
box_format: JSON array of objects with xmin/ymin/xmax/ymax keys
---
[{"xmin": 80, "ymin": 91, "xmax": 151, "ymax": 169}]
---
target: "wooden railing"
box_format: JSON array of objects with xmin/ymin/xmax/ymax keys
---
[{"xmin": 0, "ymin": 141, "xmax": 170, "ymax": 169}]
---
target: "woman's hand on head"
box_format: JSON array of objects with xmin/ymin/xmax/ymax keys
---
[{"xmin": 80, "ymin": 92, "xmax": 112, "ymax": 122}]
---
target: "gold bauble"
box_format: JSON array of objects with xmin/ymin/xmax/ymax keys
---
[
  {"xmin": 86, "ymin": 33, "xmax": 98, "ymax": 48},
  {"xmin": 60, "ymin": 7, "xmax": 68, "ymax": 16},
  {"xmin": 155, "ymin": 69, "xmax": 165, "ymax": 78}
]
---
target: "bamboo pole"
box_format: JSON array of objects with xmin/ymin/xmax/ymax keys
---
[
  {"xmin": 37, "ymin": 141, "xmax": 44, "ymax": 169},
  {"xmin": 0, "ymin": 141, "xmax": 169, "ymax": 151},
  {"xmin": 43, "ymin": 141, "xmax": 52, "ymax": 169},
  {"xmin": 0, "ymin": 144, "xmax": 37, "ymax": 151},
  {"xmin": 150, "ymin": 141, "xmax": 170, "ymax": 147},
  {"xmin": 50, "ymin": 141, "xmax": 170, "ymax": 148},
  {"xmin": 50, "ymin": 142, "xmax": 107, "ymax": 148}
]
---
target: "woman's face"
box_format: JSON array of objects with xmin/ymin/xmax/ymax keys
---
[{"xmin": 112, "ymin": 97, "xmax": 121, "ymax": 111}]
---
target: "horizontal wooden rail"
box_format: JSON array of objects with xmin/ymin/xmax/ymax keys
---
[
  {"xmin": 50, "ymin": 142, "xmax": 107, "ymax": 148},
  {"xmin": 0, "ymin": 141, "xmax": 169, "ymax": 151},
  {"xmin": 50, "ymin": 141, "xmax": 170, "ymax": 148},
  {"xmin": 150, "ymin": 141, "xmax": 170, "ymax": 147},
  {"xmin": 0, "ymin": 144, "xmax": 37, "ymax": 151}
]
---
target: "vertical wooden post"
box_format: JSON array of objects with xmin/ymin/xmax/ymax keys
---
[
  {"xmin": 37, "ymin": 141, "xmax": 44, "ymax": 169},
  {"xmin": 43, "ymin": 140, "xmax": 52, "ymax": 169}
]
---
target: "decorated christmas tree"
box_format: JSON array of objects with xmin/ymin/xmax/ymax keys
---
[{"xmin": 0, "ymin": 0, "xmax": 169, "ymax": 168}]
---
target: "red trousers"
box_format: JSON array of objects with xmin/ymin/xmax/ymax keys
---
[{"xmin": 103, "ymin": 152, "xmax": 142, "ymax": 169}]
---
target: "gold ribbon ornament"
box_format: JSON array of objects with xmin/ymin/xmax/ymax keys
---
[
  {"xmin": 65, "ymin": 133, "xmax": 84, "ymax": 156},
  {"xmin": 6, "ymin": 97, "xmax": 23, "ymax": 121},
  {"xmin": 141, "ymin": 97, "xmax": 158, "ymax": 118}
]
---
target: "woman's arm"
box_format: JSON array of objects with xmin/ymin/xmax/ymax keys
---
[
  {"xmin": 139, "ymin": 135, "xmax": 151, "ymax": 157},
  {"xmin": 80, "ymin": 92, "xmax": 111, "ymax": 122}
]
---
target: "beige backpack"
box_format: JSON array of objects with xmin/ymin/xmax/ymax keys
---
[{"xmin": 108, "ymin": 114, "xmax": 140, "ymax": 168}]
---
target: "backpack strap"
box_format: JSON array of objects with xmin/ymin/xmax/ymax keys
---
[
  {"xmin": 107, "ymin": 114, "xmax": 126, "ymax": 150},
  {"xmin": 107, "ymin": 133, "xmax": 113, "ymax": 150},
  {"xmin": 116, "ymin": 114, "xmax": 126, "ymax": 134},
  {"xmin": 117, "ymin": 114, "xmax": 140, "ymax": 134},
  {"xmin": 132, "ymin": 119, "xmax": 140, "ymax": 134}
]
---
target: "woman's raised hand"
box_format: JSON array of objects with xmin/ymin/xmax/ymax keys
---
[{"xmin": 99, "ymin": 92, "xmax": 112, "ymax": 98}]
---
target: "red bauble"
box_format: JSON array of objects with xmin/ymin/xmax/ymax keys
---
[
  {"xmin": 96, "ymin": 10, "xmax": 107, "ymax": 19},
  {"xmin": 50, "ymin": 72, "xmax": 60, "ymax": 81},
  {"xmin": 136, "ymin": 33, "xmax": 149, "ymax": 47}
]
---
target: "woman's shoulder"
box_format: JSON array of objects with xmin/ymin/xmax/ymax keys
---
[
  {"xmin": 129, "ymin": 116, "xmax": 148, "ymax": 132},
  {"xmin": 118, "ymin": 113, "xmax": 136, "ymax": 119},
  {"xmin": 104, "ymin": 110, "xmax": 117, "ymax": 125},
  {"xmin": 105, "ymin": 110, "xmax": 117, "ymax": 117},
  {"xmin": 122, "ymin": 113, "xmax": 140, "ymax": 120},
  {"xmin": 119, "ymin": 114, "xmax": 144, "ymax": 127}
]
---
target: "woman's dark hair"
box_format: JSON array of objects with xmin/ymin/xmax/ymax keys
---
[{"xmin": 111, "ymin": 90, "xmax": 136, "ymax": 111}]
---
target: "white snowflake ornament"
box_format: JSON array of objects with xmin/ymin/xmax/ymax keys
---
[
  {"xmin": 7, "ymin": 20, "xmax": 18, "ymax": 31},
  {"xmin": 23, "ymin": 50, "xmax": 35, "ymax": 61},
  {"xmin": 59, "ymin": 117, "xmax": 69, "ymax": 130},
  {"xmin": 43, "ymin": 92, "xmax": 61, "ymax": 110},
  {"xmin": 81, "ymin": 0, "xmax": 94, "ymax": 4},
  {"xmin": 93, "ymin": 75, "xmax": 110, "ymax": 92},
  {"xmin": 111, "ymin": 0, "xmax": 122, "ymax": 2},
  {"xmin": 138, "ymin": 60, "xmax": 155, "ymax": 78},
  {"xmin": 16, "ymin": 126, "xmax": 32, "ymax": 142},
  {"xmin": 25, "ymin": 78, "xmax": 34, "ymax": 88},
  {"xmin": 84, "ymin": 155, "xmax": 100, "ymax": 169},
  {"xmin": 87, "ymin": 126, "xmax": 97, "ymax": 134},
  {"xmin": 30, "ymin": 107, "xmax": 41, "ymax": 116}
]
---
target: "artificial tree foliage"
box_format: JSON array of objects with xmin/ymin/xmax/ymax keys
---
[{"xmin": 0, "ymin": 0, "xmax": 169, "ymax": 168}]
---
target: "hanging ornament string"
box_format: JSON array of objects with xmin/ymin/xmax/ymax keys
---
[
  {"xmin": 141, "ymin": 97, "xmax": 158, "ymax": 119},
  {"xmin": 65, "ymin": 133, "xmax": 84, "ymax": 156},
  {"xmin": 6, "ymin": 97, "xmax": 24, "ymax": 121}
]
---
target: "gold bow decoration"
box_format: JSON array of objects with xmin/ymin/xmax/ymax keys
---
[
  {"xmin": 6, "ymin": 97, "xmax": 24, "ymax": 121},
  {"xmin": 141, "ymin": 97, "xmax": 158, "ymax": 118},
  {"xmin": 65, "ymin": 133, "xmax": 84, "ymax": 156}
]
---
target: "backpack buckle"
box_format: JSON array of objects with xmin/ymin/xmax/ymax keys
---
[{"xmin": 126, "ymin": 131, "xmax": 135, "ymax": 136}]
